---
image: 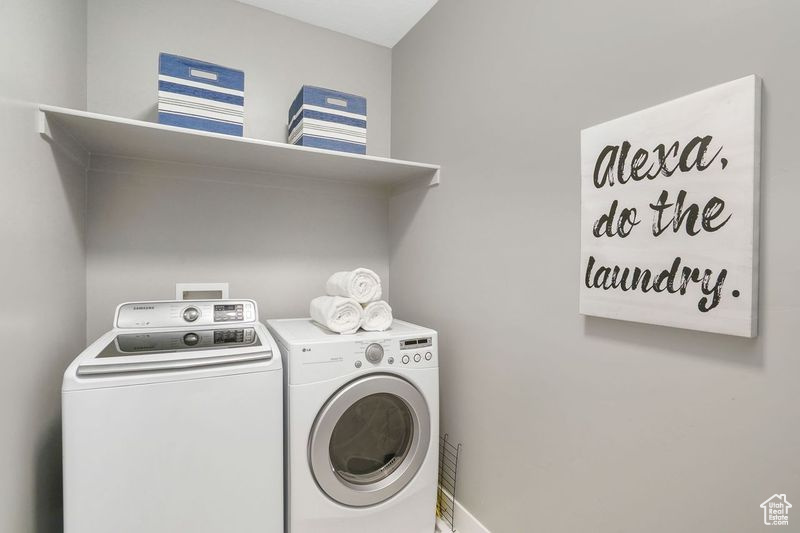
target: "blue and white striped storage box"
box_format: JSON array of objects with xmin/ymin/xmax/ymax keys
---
[
  {"xmin": 158, "ymin": 53, "xmax": 245, "ymax": 136},
  {"xmin": 288, "ymin": 86, "xmax": 366, "ymax": 154}
]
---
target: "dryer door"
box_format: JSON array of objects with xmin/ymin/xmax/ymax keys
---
[{"xmin": 309, "ymin": 374, "xmax": 431, "ymax": 507}]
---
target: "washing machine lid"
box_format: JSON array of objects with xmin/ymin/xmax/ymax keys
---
[{"xmin": 76, "ymin": 327, "xmax": 270, "ymax": 377}]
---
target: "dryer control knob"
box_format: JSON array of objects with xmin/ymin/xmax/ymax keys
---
[
  {"xmin": 365, "ymin": 343, "xmax": 384, "ymax": 364},
  {"xmin": 182, "ymin": 307, "xmax": 200, "ymax": 322},
  {"xmin": 183, "ymin": 333, "xmax": 200, "ymax": 346}
]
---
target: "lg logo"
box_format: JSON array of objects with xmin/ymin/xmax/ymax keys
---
[{"xmin": 302, "ymin": 347, "xmax": 312, "ymax": 352}]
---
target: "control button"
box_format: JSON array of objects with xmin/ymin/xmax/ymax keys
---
[
  {"xmin": 354, "ymin": 361, "xmax": 362, "ymax": 368},
  {"xmin": 365, "ymin": 343, "xmax": 384, "ymax": 364},
  {"xmin": 183, "ymin": 333, "xmax": 200, "ymax": 346},
  {"xmin": 425, "ymin": 352, "xmax": 432, "ymax": 361},
  {"xmin": 388, "ymin": 357, "xmax": 394, "ymax": 365},
  {"xmin": 401, "ymin": 355, "xmax": 410, "ymax": 364},
  {"xmin": 182, "ymin": 307, "xmax": 200, "ymax": 322},
  {"xmin": 414, "ymin": 353, "xmax": 421, "ymax": 363}
]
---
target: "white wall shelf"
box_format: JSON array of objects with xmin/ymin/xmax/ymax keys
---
[{"xmin": 38, "ymin": 105, "xmax": 440, "ymax": 188}]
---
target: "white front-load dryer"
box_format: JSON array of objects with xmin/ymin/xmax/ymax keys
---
[
  {"xmin": 63, "ymin": 300, "xmax": 283, "ymax": 533},
  {"xmin": 267, "ymin": 319, "xmax": 439, "ymax": 533}
]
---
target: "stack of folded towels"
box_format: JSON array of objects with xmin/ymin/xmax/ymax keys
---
[{"xmin": 310, "ymin": 268, "xmax": 393, "ymax": 334}]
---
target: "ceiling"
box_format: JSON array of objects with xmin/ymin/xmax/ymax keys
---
[{"xmin": 235, "ymin": 0, "xmax": 439, "ymax": 48}]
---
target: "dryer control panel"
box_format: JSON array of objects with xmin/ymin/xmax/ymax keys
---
[
  {"xmin": 398, "ymin": 336, "xmax": 434, "ymax": 366},
  {"xmin": 266, "ymin": 319, "xmax": 437, "ymax": 385},
  {"xmin": 116, "ymin": 299, "xmax": 257, "ymax": 329}
]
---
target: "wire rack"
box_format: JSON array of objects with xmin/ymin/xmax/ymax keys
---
[{"xmin": 436, "ymin": 434, "xmax": 462, "ymax": 531}]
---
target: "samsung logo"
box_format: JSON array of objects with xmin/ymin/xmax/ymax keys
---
[{"xmin": 132, "ymin": 306, "xmax": 155, "ymax": 310}]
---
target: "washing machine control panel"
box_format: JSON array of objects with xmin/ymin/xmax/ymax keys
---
[
  {"xmin": 99, "ymin": 327, "xmax": 259, "ymax": 357},
  {"xmin": 116, "ymin": 300, "xmax": 257, "ymax": 329}
]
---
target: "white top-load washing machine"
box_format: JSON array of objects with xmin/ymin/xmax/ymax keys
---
[
  {"xmin": 267, "ymin": 318, "xmax": 439, "ymax": 533},
  {"xmin": 62, "ymin": 300, "xmax": 283, "ymax": 533}
]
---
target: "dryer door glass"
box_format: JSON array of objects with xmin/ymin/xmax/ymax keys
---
[
  {"xmin": 309, "ymin": 374, "xmax": 431, "ymax": 507},
  {"xmin": 329, "ymin": 393, "xmax": 413, "ymax": 485}
]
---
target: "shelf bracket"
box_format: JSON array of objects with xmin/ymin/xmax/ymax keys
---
[
  {"xmin": 429, "ymin": 168, "xmax": 441, "ymax": 187},
  {"xmin": 38, "ymin": 108, "xmax": 90, "ymax": 168}
]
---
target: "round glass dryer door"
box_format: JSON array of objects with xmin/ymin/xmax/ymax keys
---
[{"xmin": 309, "ymin": 374, "xmax": 430, "ymax": 507}]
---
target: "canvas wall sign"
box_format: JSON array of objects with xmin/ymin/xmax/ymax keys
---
[{"xmin": 579, "ymin": 76, "xmax": 761, "ymax": 337}]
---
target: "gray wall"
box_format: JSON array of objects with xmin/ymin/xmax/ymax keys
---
[
  {"xmin": 85, "ymin": 157, "xmax": 389, "ymax": 340},
  {"xmin": 84, "ymin": 0, "xmax": 393, "ymax": 340},
  {"xmin": 390, "ymin": 1, "xmax": 800, "ymax": 532},
  {"xmin": 0, "ymin": 0, "xmax": 87, "ymax": 531}
]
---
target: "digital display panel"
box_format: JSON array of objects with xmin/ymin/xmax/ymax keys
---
[
  {"xmin": 214, "ymin": 303, "xmax": 244, "ymax": 322},
  {"xmin": 400, "ymin": 337, "xmax": 432, "ymax": 349},
  {"xmin": 214, "ymin": 329, "xmax": 245, "ymax": 344}
]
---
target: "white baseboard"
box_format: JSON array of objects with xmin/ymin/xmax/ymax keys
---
[{"xmin": 435, "ymin": 498, "xmax": 491, "ymax": 533}]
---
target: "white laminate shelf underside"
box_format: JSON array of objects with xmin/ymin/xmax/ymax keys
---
[{"xmin": 38, "ymin": 105, "xmax": 440, "ymax": 190}]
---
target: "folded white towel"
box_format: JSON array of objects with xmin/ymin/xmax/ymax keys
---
[
  {"xmin": 326, "ymin": 268, "xmax": 382, "ymax": 304},
  {"xmin": 310, "ymin": 296, "xmax": 363, "ymax": 334},
  {"xmin": 361, "ymin": 300, "xmax": 393, "ymax": 332}
]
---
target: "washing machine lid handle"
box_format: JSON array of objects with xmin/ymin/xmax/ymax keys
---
[{"xmin": 77, "ymin": 348, "xmax": 271, "ymax": 376}]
